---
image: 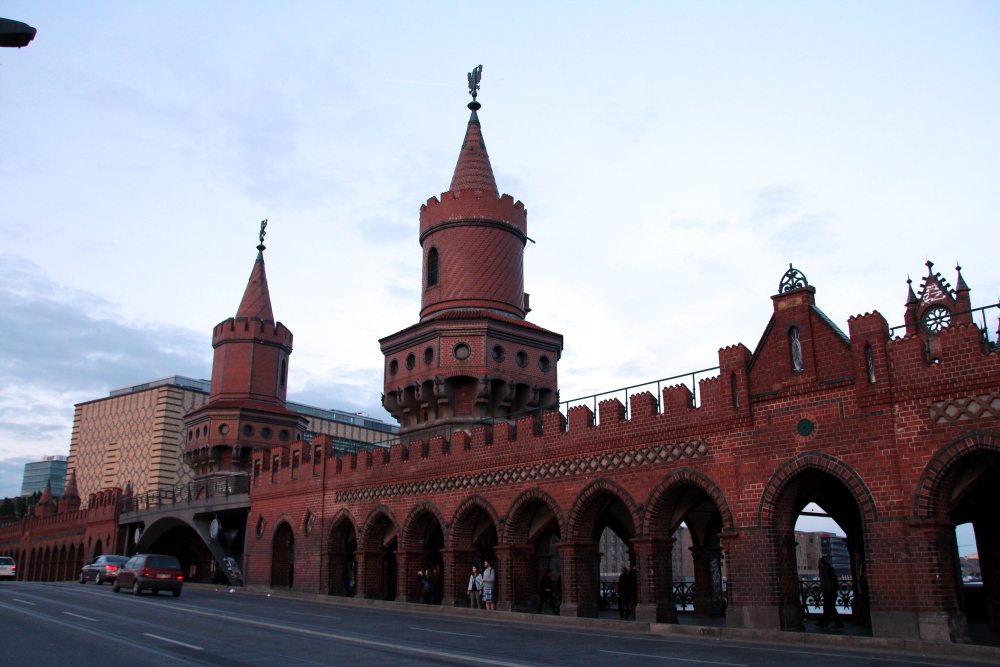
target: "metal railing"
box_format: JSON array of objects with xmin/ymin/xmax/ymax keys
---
[
  {"xmin": 122, "ymin": 475, "xmax": 250, "ymax": 514},
  {"xmin": 596, "ymin": 578, "xmax": 855, "ymax": 614},
  {"xmin": 799, "ymin": 578, "xmax": 854, "ymax": 614},
  {"xmin": 889, "ymin": 302, "xmax": 999, "ymax": 348}
]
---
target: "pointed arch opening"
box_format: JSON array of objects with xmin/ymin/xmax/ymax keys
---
[
  {"xmin": 327, "ymin": 513, "xmax": 358, "ymax": 597},
  {"xmin": 566, "ymin": 481, "xmax": 639, "ymax": 618},
  {"xmin": 359, "ymin": 510, "xmax": 398, "ymax": 601},
  {"xmin": 271, "ymin": 522, "xmax": 295, "ymax": 589},
  {"xmin": 450, "ymin": 498, "xmax": 499, "ymax": 608},
  {"xmin": 762, "ymin": 458, "xmax": 873, "ymax": 634},
  {"xmin": 506, "ymin": 490, "xmax": 564, "ymax": 614},
  {"xmin": 402, "ymin": 504, "xmax": 445, "ymax": 604},
  {"xmin": 426, "ymin": 247, "xmax": 439, "ymax": 288},
  {"xmin": 646, "ymin": 471, "xmax": 732, "ymax": 624}
]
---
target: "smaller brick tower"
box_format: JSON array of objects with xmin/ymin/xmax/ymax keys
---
[
  {"xmin": 381, "ymin": 67, "xmax": 563, "ymax": 436},
  {"xmin": 183, "ymin": 223, "xmax": 307, "ymax": 481}
]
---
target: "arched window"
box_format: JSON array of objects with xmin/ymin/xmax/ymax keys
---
[
  {"xmin": 789, "ymin": 326, "xmax": 804, "ymax": 373},
  {"xmin": 427, "ymin": 248, "xmax": 439, "ymax": 287},
  {"xmin": 731, "ymin": 372, "xmax": 739, "ymax": 409},
  {"xmin": 865, "ymin": 343, "xmax": 875, "ymax": 383}
]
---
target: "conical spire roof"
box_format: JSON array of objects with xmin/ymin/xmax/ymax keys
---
[
  {"xmin": 236, "ymin": 231, "xmax": 274, "ymax": 321},
  {"xmin": 449, "ymin": 105, "xmax": 498, "ymax": 193}
]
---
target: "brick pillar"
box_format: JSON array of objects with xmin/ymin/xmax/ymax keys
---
[
  {"xmin": 691, "ymin": 543, "xmax": 712, "ymax": 616},
  {"xmin": 494, "ymin": 543, "xmax": 532, "ymax": 611},
  {"xmin": 892, "ymin": 519, "xmax": 969, "ymax": 642},
  {"xmin": 396, "ymin": 549, "xmax": 422, "ymax": 603},
  {"xmin": 723, "ymin": 530, "xmax": 782, "ymax": 630},
  {"xmin": 441, "ymin": 548, "xmax": 472, "ymax": 607},
  {"xmin": 558, "ymin": 542, "xmax": 599, "ymax": 617},
  {"xmin": 356, "ymin": 549, "xmax": 380, "ymax": 600},
  {"xmin": 633, "ymin": 536, "xmax": 677, "ymax": 623}
]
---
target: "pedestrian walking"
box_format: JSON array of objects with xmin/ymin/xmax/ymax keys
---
[
  {"xmin": 538, "ymin": 568, "xmax": 558, "ymax": 614},
  {"xmin": 815, "ymin": 557, "xmax": 844, "ymax": 631}
]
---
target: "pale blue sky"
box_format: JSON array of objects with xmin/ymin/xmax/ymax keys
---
[{"xmin": 1, "ymin": 3, "xmax": 996, "ymax": 553}]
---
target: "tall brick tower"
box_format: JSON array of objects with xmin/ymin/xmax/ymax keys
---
[
  {"xmin": 184, "ymin": 223, "xmax": 307, "ymax": 480},
  {"xmin": 381, "ymin": 67, "xmax": 563, "ymax": 436}
]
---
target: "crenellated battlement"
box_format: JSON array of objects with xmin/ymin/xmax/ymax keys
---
[
  {"xmin": 212, "ymin": 316, "xmax": 293, "ymax": 348},
  {"xmin": 419, "ymin": 190, "xmax": 527, "ymax": 238}
]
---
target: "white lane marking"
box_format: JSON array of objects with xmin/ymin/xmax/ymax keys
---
[
  {"xmin": 602, "ymin": 650, "xmax": 747, "ymax": 666},
  {"xmin": 12, "ymin": 598, "xmax": 36, "ymax": 605},
  {"xmin": 63, "ymin": 611, "xmax": 97, "ymax": 621},
  {"xmin": 286, "ymin": 610, "xmax": 341, "ymax": 620},
  {"xmin": 167, "ymin": 605, "xmax": 529, "ymax": 667},
  {"xmin": 409, "ymin": 625, "xmax": 486, "ymax": 638},
  {"xmin": 143, "ymin": 633, "xmax": 204, "ymax": 651}
]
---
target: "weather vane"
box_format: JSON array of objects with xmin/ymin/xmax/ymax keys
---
[
  {"xmin": 258, "ymin": 219, "xmax": 268, "ymax": 251},
  {"xmin": 467, "ymin": 64, "xmax": 482, "ymax": 101}
]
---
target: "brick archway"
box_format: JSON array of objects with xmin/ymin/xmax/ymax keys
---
[
  {"xmin": 912, "ymin": 430, "xmax": 1000, "ymax": 635},
  {"xmin": 402, "ymin": 501, "xmax": 446, "ymax": 603},
  {"xmin": 757, "ymin": 452, "xmax": 878, "ymax": 528},
  {"xmin": 567, "ymin": 478, "xmax": 641, "ymax": 543},
  {"xmin": 913, "ymin": 430, "xmax": 1000, "ymax": 521},
  {"xmin": 327, "ymin": 509, "xmax": 358, "ymax": 597},
  {"xmin": 756, "ymin": 452, "xmax": 876, "ymax": 632},
  {"xmin": 644, "ymin": 468, "xmax": 734, "ymax": 537},
  {"xmin": 449, "ymin": 495, "xmax": 500, "ymax": 549},
  {"xmin": 643, "ymin": 468, "xmax": 733, "ymax": 622},
  {"xmin": 358, "ymin": 506, "xmax": 399, "ymax": 601},
  {"xmin": 503, "ymin": 488, "xmax": 564, "ymax": 543}
]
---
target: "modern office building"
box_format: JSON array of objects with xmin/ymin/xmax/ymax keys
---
[{"xmin": 20, "ymin": 456, "xmax": 68, "ymax": 497}]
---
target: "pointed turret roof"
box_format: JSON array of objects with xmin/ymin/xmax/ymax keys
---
[
  {"xmin": 449, "ymin": 102, "xmax": 498, "ymax": 193},
  {"xmin": 236, "ymin": 226, "xmax": 274, "ymax": 321},
  {"xmin": 956, "ymin": 263, "xmax": 969, "ymax": 293},
  {"xmin": 906, "ymin": 277, "xmax": 918, "ymax": 305}
]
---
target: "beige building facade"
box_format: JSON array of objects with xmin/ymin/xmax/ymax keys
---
[{"xmin": 67, "ymin": 376, "xmax": 397, "ymax": 507}]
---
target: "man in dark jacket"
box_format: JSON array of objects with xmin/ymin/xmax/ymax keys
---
[{"xmin": 815, "ymin": 557, "xmax": 843, "ymax": 631}]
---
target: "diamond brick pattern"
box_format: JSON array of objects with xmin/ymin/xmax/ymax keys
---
[
  {"xmin": 928, "ymin": 394, "xmax": 1000, "ymax": 424},
  {"xmin": 335, "ymin": 440, "xmax": 708, "ymax": 503}
]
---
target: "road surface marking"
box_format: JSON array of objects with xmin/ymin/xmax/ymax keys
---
[
  {"xmin": 287, "ymin": 610, "xmax": 341, "ymax": 620},
  {"xmin": 602, "ymin": 650, "xmax": 747, "ymax": 666},
  {"xmin": 12, "ymin": 598, "xmax": 36, "ymax": 605},
  {"xmin": 63, "ymin": 611, "xmax": 97, "ymax": 621},
  {"xmin": 144, "ymin": 633, "xmax": 204, "ymax": 651},
  {"xmin": 409, "ymin": 625, "xmax": 486, "ymax": 638}
]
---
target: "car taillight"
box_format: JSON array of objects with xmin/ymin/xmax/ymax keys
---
[
  {"xmin": 141, "ymin": 569, "xmax": 155, "ymax": 578},
  {"xmin": 176, "ymin": 575, "xmax": 184, "ymax": 580},
  {"xmin": 11, "ymin": 566, "xmax": 15, "ymax": 572},
  {"xmin": 106, "ymin": 565, "xmax": 118, "ymax": 572}
]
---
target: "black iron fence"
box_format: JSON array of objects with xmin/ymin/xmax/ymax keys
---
[
  {"xmin": 598, "ymin": 578, "xmax": 855, "ymax": 615},
  {"xmin": 122, "ymin": 475, "xmax": 250, "ymax": 513}
]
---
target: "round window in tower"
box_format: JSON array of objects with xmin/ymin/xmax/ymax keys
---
[
  {"xmin": 492, "ymin": 345, "xmax": 505, "ymax": 363},
  {"xmin": 515, "ymin": 351, "xmax": 528, "ymax": 368},
  {"xmin": 454, "ymin": 343, "xmax": 471, "ymax": 360},
  {"xmin": 261, "ymin": 427, "xmax": 272, "ymax": 440},
  {"xmin": 242, "ymin": 424, "xmax": 254, "ymax": 437},
  {"xmin": 406, "ymin": 353, "xmax": 416, "ymax": 370},
  {"xmin": 538, "ymin": 356, "xmax": 551, "ymax": 373},
  {"xmin": 424, "ymin": 347, "xmax": 434, "ymax": 364},
  {"xmin": 389, "ymin": 359, "xmax": 398, "ymax": 376},
  {"xmin": 218, "ymin": 423, "xmax": 230, "ymax": 436}
]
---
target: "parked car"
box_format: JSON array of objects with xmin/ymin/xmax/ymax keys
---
[
  {"xmin": 112, "ymin": 554, "xmax": 183, "ymax": 597},
  {"xmin": 79, "ymin": 555, "xmax": 130, "ymax": 584},
  {"xmin": 0, "ymin": 556, "xmax": 16, "ymax": 580}
]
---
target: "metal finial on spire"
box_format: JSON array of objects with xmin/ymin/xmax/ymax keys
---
[
  {"xmin": 467, "ymin": 64, "xmax": 483, "ymax": 111},
  {"xmin": 779, "ymin": 263, "xmax": 809, "ymax": 293},
  {"xmin": 257, "ymin": 219, "xmax": 268, "ymax": 252}
]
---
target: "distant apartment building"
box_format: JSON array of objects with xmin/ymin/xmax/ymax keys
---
[
  {"xmin": 67, "ymin": 376, "xmax": 398, "ymax": 506},
  {"xmin": 599, "ymin": 525, "xmax": 695, "ymax": 581},
  {"xmin": 20, "ymin": 455, "xmax": 68, "ymax": 497}
]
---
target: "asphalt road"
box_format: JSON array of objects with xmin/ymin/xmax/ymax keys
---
[{"xmin": 0, "ymin": 582, "xmax": 993, "ymax": 666}]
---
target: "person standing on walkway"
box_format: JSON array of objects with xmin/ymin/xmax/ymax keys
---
[
  {"xmin": 815, "ymin": 557, "xmax": 844, "ymax": 631},
  {"xmin": 467, "ymin": 565, "xmax": 483, "ymax": 609},
  {"xmin": 617, "ymin": 566, "xmax": 632, "ymax": 619},
  {"xmin": 481, "ymin": 560, "xmax": 496, "ymax": 610},
  {"xmin": 538, "ymin": 568, "xmax": 557, "ymax": 614}
]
